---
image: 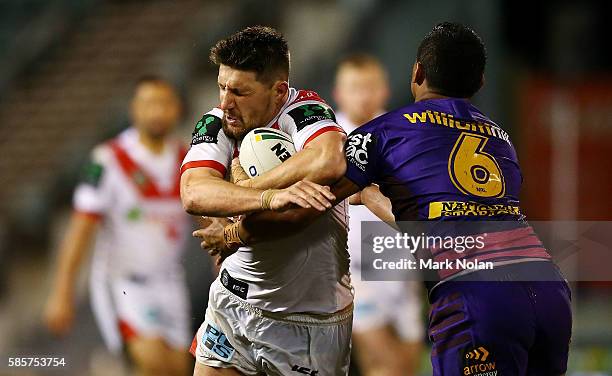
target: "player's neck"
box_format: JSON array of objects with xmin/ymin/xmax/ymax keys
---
[
  {"xmin": 138, "ymin": 131, "xmax": 166, "ymax": 155},
  {"xmin": 348, "ymin": 112, "xmax": 381, "ymax": 127},
  {"xmin": 267, "ymin": 91, "xmax": 290, "ymax": 125},
  {"xmin": 414, "ymin": 91, "xmax": 449, "ymax": 102}
]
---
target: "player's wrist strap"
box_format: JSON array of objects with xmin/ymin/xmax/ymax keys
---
[
  {"xmin": 223, "ymin": 221, "xmax": 245, "ymax": 249},
  {"xmin": 260, "ymin": 189, "xmax": 279, "ymax": 210}
]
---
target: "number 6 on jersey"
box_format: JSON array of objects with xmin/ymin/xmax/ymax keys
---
[{"xmin": 448, "ymin": 132, "xmax": 505, "ymax": 198}]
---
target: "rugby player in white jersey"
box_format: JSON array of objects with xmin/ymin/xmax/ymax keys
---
[
  {"xmin": 180, "ymin": 26, "xmax": 352, "ymax": 376},
  {"xmin": 44, "ymin": 77, "xmax": 192, "ymax": 376},
  {"xmin": 333, "ymin": 54, "xmax": 423, "ymax": 376}
]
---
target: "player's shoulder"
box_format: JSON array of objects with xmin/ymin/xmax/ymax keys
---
[
  {"xmin": 190, "ymin": 107, "xmax": 226, "ymax": 146},
  {"xmin": 283, "ymin": 88, "xmax": 333, "ymax": 113},
  {"xmin": 354, "ymin": 103, "xmax": 421, "ymax": 136},
  {"xmin": 91, "ymin": 131, "xmax": 127, "ymax": 165},
  {"xmin": 88, "ymin": 143, "xmax": 112, "ymax": 165},
  {"xmin": 280, "ymin": 88, "xmax": 336, "ymax": 132},
  {"xmin": 290, "ymin": 88, "xmax": 328, "ymax": 106}
]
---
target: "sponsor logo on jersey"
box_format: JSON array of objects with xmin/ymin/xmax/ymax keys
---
[
  {"xmin": 462, "ymin": 346, "xmax": 497, "ymax": 376},
  {"xmin": 202, "ymin": 321, "xmax": 235, "ymax": 362},
  {"xmin": 346, "ymin": 132, "xmax": 374, "ymax": 171},
  {"xmin": 428, "ymin": 201, "xmax": 521, "ymax": 219},
  {"xmin": 81, "ymin": 160, "xmax": 104, "ymax": 187},
  {"xmin": 220, "ymin": 269, "xmax": 249, "ymax": 299},
  {"xmin": 192, "ymin": 114, "xmax": 222, "ymax": 145},
  {"xmin": 403, "ymin": 110, "xmax": 510, "ymax": 145},
  {"xmin": 291, "ymin": 365, "xmax": 319, "ymax": 375},
  {"xmin": 126, "ymin": 207, "xmax": 142, "ymax": 221},
  {"xmin": 288, "ymin": 104, "xmax": 336, "ymax": 132}
]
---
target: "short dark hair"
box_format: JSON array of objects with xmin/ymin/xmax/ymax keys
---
[
  {"xmin": 210, "ymin": 26, "xmax": 290, "ymax": 84},
  {"xmin": 416, "ymin": 22, "xmax": 486, "ymax": 98}
]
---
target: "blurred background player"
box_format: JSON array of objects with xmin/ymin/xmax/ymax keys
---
[
  {"xmin": 333, "ymin": 54, "xmax": 424, "ymax": 376},
  {"xmin": 43, "ymin": 76, "xmax": 192, "ymax": 376}
]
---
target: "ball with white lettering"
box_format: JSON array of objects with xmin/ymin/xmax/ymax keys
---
[{"xmin": 239, "ymin": 128, "xmax": 296, "ymax": 177}]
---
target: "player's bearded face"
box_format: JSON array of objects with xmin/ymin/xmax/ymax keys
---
[{"xmin": 218, "ymin": 65, "xmax": 282, "ymax": 140}]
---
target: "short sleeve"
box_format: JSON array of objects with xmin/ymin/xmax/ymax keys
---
[
  {"xmin": 344, "ymin": 129, "xmax": 380, "ymax": 189},
  {"xmin": 279, "ymin": 91, "xmax": 344, "ymax": 151},
  {"xmin": 73, "ymin": 145, "xmax": 113, "ymax": 217},
  {"xmin": 181, "ymin": 108, "xmax": 232, "ymax": 177}
]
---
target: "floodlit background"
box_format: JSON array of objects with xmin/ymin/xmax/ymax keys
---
[{"xmin": 0, "ymin": 0, "xmax": 610, "ymax": 374}]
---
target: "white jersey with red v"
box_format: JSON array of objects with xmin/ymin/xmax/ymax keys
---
[
  {"xmin": 181, "ymin": 88, "xmax": 352, "ymax": 314},
  {"xmin": 74, "ymin": 127, "xmax": 190, "ymax": 276}
]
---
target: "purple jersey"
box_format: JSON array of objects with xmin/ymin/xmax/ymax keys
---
[
  {"xmin": 345, "ymin": 98, "xmax": 523, "ymax": 220},
  {"xmin": 345, "ymin": 98, "xmax": 551, "ymax": 284}
]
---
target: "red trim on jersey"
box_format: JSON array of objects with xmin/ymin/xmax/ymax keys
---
[
  {"xmin": 118, "ymin": 319, "xmax": 138, "ymax": 341},
  {"xmin": 110, "ymin": 141, "xmax": 182, "ymax": 199},
  {"xmin": 303, "ymin": 125, "xmax": 345, "ymax": 147},
  {"xmin": 271, "ymin": 121, "xmax": 280, "ymax": 130},
  {"xmin": 232, "ymin": 144, "xmax": 239, "ymax": 159},
  {"xmin": 189, "ymin": 335, "xmax": 198, "ymax": 357},
  {"xmin": 173, "ymin": 146, "xmax": 188, "ymax": 197},
  {"xmin": 73, "ymin": 210, "xmax": 103, "ymax": 221},
  {"xmin": 180, "ymin": 160, "xmax": 227, "ymax": 177},
  {"xmin": 292, "ymin": 89, "xmax": 327, "ymax": 105}
]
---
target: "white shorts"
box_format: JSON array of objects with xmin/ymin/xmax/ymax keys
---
[
  {"xmin": 351, "ymin": 278, "xmax": 424, "ymax": 342},
  {"xmin": 192, "ymin": 278, "xmax": 353, "ymax": 376},
  {"xmin": 90, "ymin": 268, "xmax": 191, "ymax": 352}
]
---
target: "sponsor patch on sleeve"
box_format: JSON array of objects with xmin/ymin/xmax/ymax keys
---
[
  {"xmin": 80, "ymin": 160, "xmax": 104, "ymax": 187},
  {"xmin": 288, "ymin": 103, "xmax": 337, "ymax": 132},
  {"xmin": 346, "ymin": 132, "xmax": 375, "ymax": 172},
  {"xmin": 344, "ymin": 131, "xmax": 379, "ymax": 188},
  {"xmin": 192, "ymin": 114, "xmax": 223, "ymax": 145}
]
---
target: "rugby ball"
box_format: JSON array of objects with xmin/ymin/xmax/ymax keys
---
[{"xmin": 239, "ymin": 128, "xmax": 296, "ymax": 177}]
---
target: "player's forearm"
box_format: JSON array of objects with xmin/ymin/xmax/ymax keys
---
[
  {"xmin": 361, "ymin": 185, "xmax": 396, "ymax": 223},
  {"xmin": 238, "ymin": 207, "xmax": 319, "ymax": 244},
  {"xmin": 237, "ymin": 177, "xmax": 360, "ymax": 245},
  {"xmin": 51, "ymin": 213, "xmax": 98, "ymax": 296},
  {"xmin": 181, "ymin": 174, "xmax": 265, "ymax": 217},
  {"xmin": 247, "ymin": 134, "xmax": 347, "ymax": 189}
]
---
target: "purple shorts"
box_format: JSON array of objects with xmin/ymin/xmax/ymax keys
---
[{"xmin": 428, "ymin": 262, "xmax": 572, "ymax": 376}]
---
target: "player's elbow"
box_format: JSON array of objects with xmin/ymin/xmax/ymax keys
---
[
  {"xmin": 181, "ymin": 185, "xmax": 199, "ymax": 215},
  {"xmin": 180, "ymin": 177, "xmax": 208, "ymax": 216}
]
